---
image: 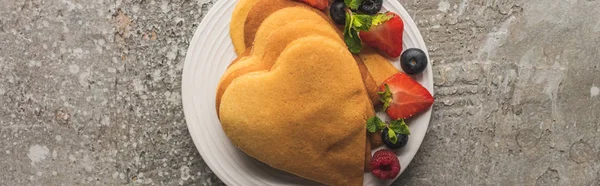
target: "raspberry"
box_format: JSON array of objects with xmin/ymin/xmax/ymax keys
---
[{"xmin": 370, "ymin": 149, "xmax": 401, "ymax": 179}]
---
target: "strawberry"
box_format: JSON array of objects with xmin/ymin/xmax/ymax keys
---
[
  {"xmin": 378, "ymin": 73, "xmax": 434, "ymax": 120},
  {"xmin": 294, "ymin": 0, "xmax": 329, "ymax": 10},
  {"xmin": 359, "ymin": 12, "xmax": 404, "ymax": 58}
]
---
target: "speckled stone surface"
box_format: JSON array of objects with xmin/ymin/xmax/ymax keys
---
[{"xmin": 0, "ymin": 0, "xmax": 599, "ymax": 185}]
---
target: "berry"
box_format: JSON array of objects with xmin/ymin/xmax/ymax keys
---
[
  {"xmin": 382, "ymin": 128, "xmax": 409, "ymax": 149},
  {"xmin": 294, "ymin": 0, "xmax": 329, "ymax": 10},
  {"xmin": 400, "ymin": 48, "xmax": 428, "ymax": 75},
  {"xmin": 329, "ymin": 0, "xmax": 347, "ymax": 25},
  {"xmin": 359, "ymin": 12, "xmax": 404, "ymax": 58},
  {"xmin": 370, "ymin": 149, "xmax": 401, "ymax": 179},
  {"xmin": 379, "ymin": 73, "xmax": 434, "ymax": 120},
  {"xmin": 358, "ymin": 0, "xmax": 383, "ymax": 15}
]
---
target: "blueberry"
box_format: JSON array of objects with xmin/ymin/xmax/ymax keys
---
[
  {"xmin": 359, "ymin": 0, "xmax": 383, "ymax": 15},
  {"xmin": 400, "ymin": 48, "xmax": 428, "ymax": 75},
  {"xmin": 330, "ymin": 0, "xmax": 347, "ymax": 25},
  {"xmin": 382, "ymin": 128, "xmax": 409, "ymax": 149}
]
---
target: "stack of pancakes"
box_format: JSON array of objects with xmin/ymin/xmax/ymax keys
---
[{"xmin": 217, "ymin": 0, "xmax": 400, "ymax": 185}]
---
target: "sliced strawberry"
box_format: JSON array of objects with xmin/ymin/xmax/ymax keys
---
[
  {"xmin": 379, "ymin": 73, "xmax": 434, "ymax": 120},
  {"xmin": 294, "ymin": 0, "xmax": 330, "ymax": 10},
  {"xmin": 359, "ymin": 12, "xmax": 404, "ymax": 58}
]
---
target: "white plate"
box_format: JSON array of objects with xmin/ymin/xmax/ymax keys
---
[{"xmin": 182, "ymin": 0, "xmax": 433, "ymax": 185}]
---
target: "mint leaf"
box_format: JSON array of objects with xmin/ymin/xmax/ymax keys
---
[
  {"xmin": 352, "ymin": 14, "xmax": 372, "ymax": 31},
  {"xmin": 343, "ymin": 10, "xmax": 362, "ymax": 53},
  {"xmin": 389, "ymin": 119, "xmax": 410, "ymax": 135},
  {"xmin": 344, "ymin": 0, "xmax": 363, "ymax": 10},
  {"xmin": 378, "ymin": 121, "xmax": 386, "ymax": 130},
  {"xmin": 366, "ymin": 116, "xmax": 386, "ymax": 132},
  {"xmin": 366, "ymin": 123, "xmax": 376, "ymax": 133},
  {"xmin": 378, "ymin": 84, "xmax": 393, "ymax": 111},
  {"xmin": 387, "ymin": 129, "xmax": 398, "ymax": 144},
  {"xmin": 344, "ymin": 29, "xmax": 362, "ymax": 53},
  {"xmin": 344, "ymin": 10, "xmax": 353, "ymax": 34},
  {"xmin": 372, "ymin": 13, "xmax": 393, "ymax": 26},
  {"xmin": 366, "ymin": 117, "xmax": 377, "ymax": 133}
]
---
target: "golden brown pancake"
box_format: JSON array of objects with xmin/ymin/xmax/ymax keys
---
[
  {"xmin": 226, "ymin": 0, "xmax": 401, "ymax": 173},
  {"xmin": 359, "ymin": 47, "xmax": 401, "ymax": 84},
  {"xmin": 364, "ymin": 134, "xmax": 372, "ymax": 172},
  {"xmin": 219, "ymin": 35, "xmax": 372, "ymax": 186},
  {"xmin": 217, "ymin": 8, "xmax": 341, "ymax": 112},
  {"xmin": 230, "ymin": 0, "xmax": 262, "ymax": 55},
  {"xmin": 354, "ymin": 55, "xmax": 380, "ymax": 104},
  {"xmin": 227, "ymin": 47, "xmax": 252, "ymax": 68},
  {"xmin": 225, "ymin": 7, "xmax": 335, "ymax": 77},
  {"xmin": 230, "ymin": 0, "xmax": 397, "ymax": 83},
  {"xmin": 368, "ymin": 130, "xmax": 384, "ymax": 149},
  {"xmin": 225, "ymin": 0, "xmax": 401, "ymax": 178},
  {"xmin": 229, "ymin": 0, "xmax": 388, "ymax": 104},
  {"xmin": 242, "ymin": 0, "xmax": 335, "ymax": 49}
]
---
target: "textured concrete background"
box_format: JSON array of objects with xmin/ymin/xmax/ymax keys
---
[{"xmin": 0, "ymin": 0, "xmax": 598, "ymax": 185}]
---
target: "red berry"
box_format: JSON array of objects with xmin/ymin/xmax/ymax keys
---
[
  {"xmin": 294, "ymin": 0, "xmax": 330, "ymax": 10},
  {"xmin": 359, "ymin": 12, "xmax": 404, "ymax": 58},
  {"xmin": 379, "ymin": 73, "xmax": 434, "ymax": 120},
  {"xmin": 370, "ymin": 149, "xmax": 401, "ymax": 179}
]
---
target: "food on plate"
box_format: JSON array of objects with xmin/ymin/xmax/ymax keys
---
[
  {"xmin": 244, "ymin": 0, "xmax": 333, "ymax": 51},
  {"xmin": 382, "ymin": 126, "xmax": 409, "ymax": 149},
  {"xmin": 359, "ymin": 12, "xmax": 405, "ymax": 58},
  {"xmin": 368, "ymin": 129, "xmax": 384, "ymax": 148},
  {"xmin": 370, "ymin": 149, "xmax": 401, "ymax": 180},
  {"xmin": 219, "ymin": 6, "xmax": 375, "ymax": 185},
  {"xmin": 354, "ymin": 55, "xmax": 381, "ymax": 104},
  {"xmin": 217, "ymin": 7, "xmax": 340, "ymax": 111},
  {"xmin": 364, "ymin": 134, "xmax": 373, "ymax": 171},
  {"xmin": 231, "ymin": 0, "xmax": 333, "ymax": 55},
  {"xmin": 358, "ymin": 0, "xmax": 384, "ymax": 15},
  {"xmin": 329, "ymin": 0, "xmax": 347, "ymax": 25},
  {"xmin": 218, "ymin": 0, "xmax": 434, "ymax": 184},
  {"xmin": 230, "ymin": 0, "xmax": 399, "ymax": 103},
  {"xmin": 230, "ymin": 0, "xmax": 262, "ymax": 55},
  {"xmin": 400, "ymin": 48, "xmax": 428, "ymax": 75},
  {"xmin": 294, "ymin": 0, "xmax": 330, "ymax": 10},
  {"xmin": 306, "ymin": 0, "xmax": 407, "ymax": 59},
  {"xmin": 341, "ymin": 10, "xmax": 369, "ymax": 54},
  {"xmin": 366, "ymin": 116, "xmax": 410, "ymax": 149},
  {"xmin": 226, "ymin": 0, "xmax": 390, "ymax": 164},
  {"xmin": 359, "ymin": 47, "xmax": 400, "ymax": 84},
  {"xmin": 379, "ymin": 73, "xmax": 435, "ymax": 120},
  {"xmin": 338, "ymin": 10, "xmax": 404, "ymax": 57},
  {"xmin": 219, "ymin": 35, "xmax": 373, "ymax": 186}
]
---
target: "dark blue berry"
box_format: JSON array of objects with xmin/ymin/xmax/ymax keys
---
[
  {"xmin": 382, "ymin": 128, "xmax": 409, "ymax": 149},
  {"xmin": 330, "ymin": 0, "xmax": 347, "ymax": 25},
  {"xmin": 359, "ymin": 0, "xmax": 383, "ymax": 15},
  {"xmin": 400, "ymin": 48, "xmax": 428, "ymax": 75}
]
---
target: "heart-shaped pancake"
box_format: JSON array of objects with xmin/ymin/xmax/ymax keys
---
[
  {"xmin": 230, "ymin": 0, "xmax": 261, "ymax": 55},
  {"xmin": 230, "ymin": 0, "xmax": 331, "ymax": 55},
  {"xmin": 229, "ymin": 0, "xmax": 397, "ymax": 103},
  {"xmin": 219, "ymin": 35, "xmax": 373, "ymax": 186},
  {"xmin": 217, "ymin": 7, "xmax": 341, "ymax": 111}
]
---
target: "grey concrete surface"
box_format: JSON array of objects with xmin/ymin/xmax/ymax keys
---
[{"xmin": 0, "ymin": 0, "xmax": 598, "ymax": 185}]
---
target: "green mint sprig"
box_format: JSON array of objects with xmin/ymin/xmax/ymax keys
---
[
  {"xmin": 344, "ymin": 0, "xmax": 363, "ymax": 10},
  {"xmin": 371, "ymin": 13, "xmax": 393, "ymax": 26},
  {"xmin": 366, "ymin": 116, "xmax": 410, "ymax": 144},
  {"xmin": 366, "ymin": 116, "xmax": 386, "ymax": 133},
  {"xmin": 343, "ymin": 10, "xmax": 366, "ymax": 53}
]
